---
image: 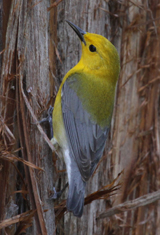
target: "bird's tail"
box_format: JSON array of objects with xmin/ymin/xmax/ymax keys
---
[{"xmin": 66, "ymin": 159, "xmax": 86, "ymax": 217}]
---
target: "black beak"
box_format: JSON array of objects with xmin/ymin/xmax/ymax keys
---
[{"xmin": 66, "ymin": 20, "xmax": 86, "ymax": 45}]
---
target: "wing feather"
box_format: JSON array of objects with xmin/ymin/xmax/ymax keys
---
[{"xmin": 62, "ymin": 75, "xmax": 109, "ymax": 181}]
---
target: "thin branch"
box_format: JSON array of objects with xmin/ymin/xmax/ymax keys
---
[
  {"xmin": 19, "ymin": 76, "xmax": 48, "ymax": 234},
  {"xmin": 1, "ymin": 154, "xmax": 44, "ymax": 171},
  {"xmin": 97, "ymin": 189, "xmax": 160, "ymax": 220},
  {"xmin": 0, "ymin": 210, "xmax": 36, "ymax": 229},
  {"xmin": 47, "ymin": 0, "xmax": 63, "ymax": 11},
  {"xmin": 20, "ymin": 76, "xmax": 55, "ymax": 152},
  {"xmin": 138, "ymin": 76, "xmax": 160, "ymax": 92},
  {"xmin": 55, "ymin": 174, "xmax": 122, "ymax": 221},
  {"xmin": 99, "ymin": 7, "xmax": 119, "ymax": 17}
]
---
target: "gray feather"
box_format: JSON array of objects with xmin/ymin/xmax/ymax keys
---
[
  {"xmin": 62, "ymin": 74, "xmax": 109, "ymax": 181},
  {"xmin": 67, "ymin": 159, "xmax": 86, "ymax": 217},
  {"xmin": 61, "ymin": 74, "xmax": 109, "ymax": 216}
]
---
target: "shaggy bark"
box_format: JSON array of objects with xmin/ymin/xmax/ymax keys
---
[
  {"xmin": 0, "ymin": 0, "xmax": 160, "ymax": 235},
  {"xmin": 0, "ymin": 0, "xmax": 56, "ymax": 234}
]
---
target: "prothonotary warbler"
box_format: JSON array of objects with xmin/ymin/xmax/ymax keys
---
[{"xmin": 52, "ymin": 20, "xmax": 120, "ymax": 217}]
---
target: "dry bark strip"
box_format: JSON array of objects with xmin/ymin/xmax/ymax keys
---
[
  {"xmin": 0, "ymin": 210, "xmax": 36, "ymax": 229},
  {"xmin": 97, "ymin": 189, "xmax": 160, "ymax": 220}
]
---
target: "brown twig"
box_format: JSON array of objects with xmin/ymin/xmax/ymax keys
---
[
  {"xmin": 99, "ymin": 7, "xmax": 119, "ymax": 18},
  {"xmin": 20, "ymin": 77, "xmax": 55, "ymax": 152},
  {"xmin": 19, "ymin": 74, "xmax": 48, "ymax": 234},
  {"xmin": 138, "ymin": 76, "xmax": 160, "ymax": 92},
  {"xmin": 47, "ymin": 0, "xmax": 63, "ymax": 11},
  {"xmin": 1, "ymin": 152, "xmax": 44, "ymax": 171},
  {"xmin": 54, "ymin": 173, "xmax": 122, "ymax": 221},
  {"xmin": 97, "ymin": 189, "xmax": 160, "ymax": 220},
  {"xmin": 0, "ymin": 210, "xmax": 36, "ymax": 229}
]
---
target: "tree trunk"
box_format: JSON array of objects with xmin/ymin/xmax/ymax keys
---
[
  {"xmin": 0, "ymin": 0, "xmax": 56, "ymax": 234},
  {"xmin": 0, "ymin": 0, "xmax": 160, "ymax": 235}
]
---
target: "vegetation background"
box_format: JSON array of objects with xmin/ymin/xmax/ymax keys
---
[{"xmin": 0, "ymin": 0, "xmax": 160, "ymax": 234}]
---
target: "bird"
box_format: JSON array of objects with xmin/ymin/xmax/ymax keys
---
[{"xmin": 51, "ymin": 20, "xmax": 120, "ymax": 217}]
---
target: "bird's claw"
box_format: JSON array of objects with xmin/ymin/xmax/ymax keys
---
[
  {"xmin": 49, "ymin": 183, "xmax": 69, "ymax": 200},
  {"xmin": 49, "ymin": 187, "xmax": 61, "ymax": 200},
  {"xmin": 39, "ymin": 105, "xmax": 54, "ymax": 138}
]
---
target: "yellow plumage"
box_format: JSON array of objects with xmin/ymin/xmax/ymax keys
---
[{"xmin": 52, "ymin": 21, "xmax": 120, "ymax": 217}]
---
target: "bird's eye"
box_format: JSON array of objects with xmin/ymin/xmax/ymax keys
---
[{"xmin": 89, "ymin": 45, "xmax": 96, "ymax": 52}]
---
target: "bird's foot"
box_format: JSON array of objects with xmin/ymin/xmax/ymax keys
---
[
  {"xmin": 39, "ymin": 105, "xmax": 54, "ymax": 138},
  {"xmin": 49, "ymin": 183, "xmax": 69, "ymax": 200}
]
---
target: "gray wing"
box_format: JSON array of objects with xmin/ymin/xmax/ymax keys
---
[{"xmin": 62, "ymin": 76, "xmax": 109, "ymax": 182}]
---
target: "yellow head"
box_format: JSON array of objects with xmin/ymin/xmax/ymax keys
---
[
  {"xmin": 66, "ymin": 20, "xmax": 120, "ymax": 85},
  {"xmin": 81, "ymin": 33, "xmax": 120, "ymax": 84}
]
